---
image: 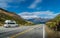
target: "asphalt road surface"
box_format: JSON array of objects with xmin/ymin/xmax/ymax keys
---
[{"xmin": 0, "ymin": 24, "xmax": 44, "ymax": 38}]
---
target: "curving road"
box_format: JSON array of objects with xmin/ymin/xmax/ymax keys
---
[{"xmin": 0, "ymin": 24, "xmax": 44, "ymax": 38}]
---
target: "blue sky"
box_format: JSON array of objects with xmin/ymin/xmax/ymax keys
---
[{"xmin": 0, "ymin": 0, "xmax": 60, "ymax": 19}]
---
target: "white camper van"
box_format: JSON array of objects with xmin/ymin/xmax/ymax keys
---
[{"xmin": 4, "ymin": 20, "xmax": 19, "ymax": 28}]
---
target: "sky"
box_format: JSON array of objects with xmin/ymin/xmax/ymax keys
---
[{"xmin": 0, "ymin": 0, "xmax": 60, "ymax": 19}]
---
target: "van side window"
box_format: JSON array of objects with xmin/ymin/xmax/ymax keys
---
[{"xmin": 8, "ymin": 23, "xmax": 15, "ymax": 24}]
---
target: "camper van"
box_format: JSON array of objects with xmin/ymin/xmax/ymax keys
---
[{"xmin": 4, "ymin": 20, "xmax": 19, "ymax": 28}]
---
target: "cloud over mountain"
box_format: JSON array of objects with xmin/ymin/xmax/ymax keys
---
[{"xmin": 19, "ymin": 10, "xmax": 59, "ymax": 19}]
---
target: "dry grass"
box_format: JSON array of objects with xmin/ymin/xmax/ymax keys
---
[{"xmin": 45, "ymin": 26, "xmax": 60, "ymax": 38}]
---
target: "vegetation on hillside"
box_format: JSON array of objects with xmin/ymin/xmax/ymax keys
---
[
  {"xmin": 0, "ymin": 8, "xmax": 34, "ymax": 26},
  {"xmin": 46, "ymin": 14, "xmax": 60, "ymax": 31}
]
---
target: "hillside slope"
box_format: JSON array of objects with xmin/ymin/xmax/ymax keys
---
[
  {"xmin": 46, "ymin": 14, "xmax": 60, "ymax": 31},
  {"xmin": 0, "ymin": 8, "xmax": 27, "ymax": 26}
]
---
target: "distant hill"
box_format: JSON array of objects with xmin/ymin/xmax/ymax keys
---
[
  {"xmin": 0, "ymin": 8, "xmax": 27, "ymax": 26},
  {"xmin": 26, "ymin": 18, "xmax": 50, "ymax": 24}
]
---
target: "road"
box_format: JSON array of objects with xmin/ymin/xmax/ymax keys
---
[{"xmin": 0, "ymin": 24, "xmax": 44, "ymax": 38}]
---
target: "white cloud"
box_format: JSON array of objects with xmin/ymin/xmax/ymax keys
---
[
  {"xmin": 0, "ymin": 0, "xmax": 13, "ymax": 8},
  {"xmin": 18, "ymin": 10, "xmax": 60, "ymax": 19},
  {"xmin": 0, "ymin": 3, "xmax": 8, "ymax": 8},
  {"xmin": 0, "ymin": 0, "xmax": 26, "ymax": 8},
  {"xmin": 19, "ymin": 12, "xmax": 39, "ymax": 19},
  {"xmin": 0, "ymin": 0, "xmax": 12, "ymax": 2},
  {"xmin": 28, "ymin": 0, "xmax": 42, "ymax": 9}
]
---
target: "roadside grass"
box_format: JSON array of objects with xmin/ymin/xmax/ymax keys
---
[{"xmin": 45, "ymin": 25, "xmax": 60, "ymax": 38}]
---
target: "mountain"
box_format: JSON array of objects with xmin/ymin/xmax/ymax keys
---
[
  {"xmin": 0, "ymin": 8, "xmax": 27, "ymax": 26},
  {"xmin": 26, "ymin": 18, "xmax": 50, "ymax": 24}
]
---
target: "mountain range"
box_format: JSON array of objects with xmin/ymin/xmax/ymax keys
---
[{"xmin": 25, "ymin": 18, "xmax": 50, "ymax": 24}]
